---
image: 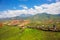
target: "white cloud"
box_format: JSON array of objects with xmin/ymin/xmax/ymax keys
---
[
  {"xmin": 0, "ymin": 2, "xmax": 60, "ymax": 18},
  {"xmin": 19, "ymin": 5, "xmax": 28, "ymax": 9},
  {"xmin": 34, "ymin": 2, "xmax": 60, "ymax": 14}
]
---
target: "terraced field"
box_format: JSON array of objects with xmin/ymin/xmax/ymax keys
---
[{"xmin": 0, "ymin": 26, "xmax": 60, "ymax": 40}]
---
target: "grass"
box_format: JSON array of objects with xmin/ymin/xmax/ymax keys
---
[
  {"xmin": 0, "ymin": 26, "xmax": 21, "ymax": 40},
  {"xmin": 0, "ymin": 26, "xmax": 60, "ymax": 40},
  {"xmin": 20, "ymin": 28, "xmax": 60, "ymax": 40}
]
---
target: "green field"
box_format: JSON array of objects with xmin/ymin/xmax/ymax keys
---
[{"xmin": 0, "ymin": 26, "xmax": 60, "ymax": 40}]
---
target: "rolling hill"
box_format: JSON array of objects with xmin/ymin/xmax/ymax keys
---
[
  {"xmin": 28, "ymin": 13, "xmax": 60, "ymax": 21},
  {"xmin": 0, "ymin": 13, "xmax": 60, "ymax": 22}
]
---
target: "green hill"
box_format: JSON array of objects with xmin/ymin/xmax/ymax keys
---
[
  {"xmin": 28, "ymin": 13, "xmax": 60, "ymax": 21},
  {"xmin": 0, "ymin": 26, "xmax": 60, "ymax": 40}
]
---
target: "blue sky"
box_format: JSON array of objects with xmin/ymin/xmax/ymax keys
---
[
  {"xmin": 0, "ymin": 0, "xmax": 56, "ymax": 11},
  {"xmin": 0, "ymin": 0, "xmax": 60, "ymax": 18}
]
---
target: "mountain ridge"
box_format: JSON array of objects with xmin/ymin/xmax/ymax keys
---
[{"xmin": 0, "ymin": 13, "xmax": 60, "ymax": 22}]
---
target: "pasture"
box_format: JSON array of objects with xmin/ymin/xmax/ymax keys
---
[{"xmin": 0, "ymin": 25, "xmax": 60, "ymax": 40}]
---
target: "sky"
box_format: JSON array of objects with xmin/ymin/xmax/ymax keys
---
[{"xmin": 0, "ymin": 0, "xmax": 60, "ymax": 18}]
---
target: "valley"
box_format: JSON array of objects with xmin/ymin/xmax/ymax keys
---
[{"xmin": 0, "ymin": 13, "xmax": 60, "ymax": 40}]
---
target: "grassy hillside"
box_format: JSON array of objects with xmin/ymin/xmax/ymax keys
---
[
  {"xmin": 0, "ymin": 26, "xmax": 21, "ymax": 40},
  {"xmin": 0, "ymin": 26, "xmax": 60, "ymax": 40},
  {"xmin": 28, "ymin": 13, "xmax": 60, "ymax": 21}
]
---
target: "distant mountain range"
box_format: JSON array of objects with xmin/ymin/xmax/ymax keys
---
[
  {"xmin": 28, "ymin": 13, "xmax": 60, "ymax": 21},
  {"xmin": 0, "ymin": 13, "xmax": 60, "ymax": 22},
  {"xmin": 0, "ymin": 14, "xmax": 33, "ymax": 21}
]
